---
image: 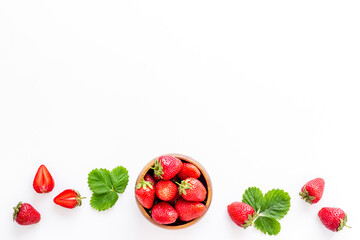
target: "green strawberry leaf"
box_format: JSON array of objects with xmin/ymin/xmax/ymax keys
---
[
  {"xmin": 110, "ymin": 166, "xmax": 129, "ymax": 194},
  {"xmin": 242, "ymin": 187, "xmax": 263, "ymax": 212},
  {"xmin": 254, "ymin": 216, "xmax": 281, "ymax": 235},
  {"xmin": 90, "ymin": 191, "xmax": 119, "ymax": 211},
  {"xmin": 259, "ymin": 189, "xmax": 291, "ymax": 220},
  {"xmin": 88, "ymin": 166, "xmax": 129, "ymax": 211},
  {"xmin": 88, "ymin": 168, "xmax": 113, "ymax": 194}
]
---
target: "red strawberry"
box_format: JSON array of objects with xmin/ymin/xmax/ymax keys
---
[
  {"xmin": 177, "ymin": 162, "xmax": 201, "ymax": 180},
  {"xmin": 227, "ymin": 202, "xmax": 256, "ymax": 228},
  {"xmin": 135, "ymin": 177, "xmax": 155, "ymax": 209},
  {"xmin": 175, "ymin": 198, "xmax": 206, "ymax": 222},
  {"xmin": 299, "ymin": 178, "xmax": 325, "ymax": 204},
  {"xmin": 53, "ymin": 189, "xmax": 85, "ymax": 209},
  {"xmin": 151, "ymin": 202, "xmax": 178, "ymax": 225},
  {"xmin": 168, "ymin": 189, "xmax": 181, "ymax": 205},
  {"xmin": 33, "ymin": 164, "xmax": 55, "ymax": 193},
  {"xmin": 152, "ymin": 155, "xmax": 183, "ymax": 180},
  {"xmin": 318, "ymin": 207, "xmax": 351, "ymax": 232},
  {"xmin": 178, "ymin": 177, "xmax": 207, "ymax": 202},
  {"xmin": 13, "ymin": 202, "xmax": 41, "ymax": 225},
  {"xmin": 153, "ymin": 173, "xmax": 161, "ymax": 182},
  {"xmin": 144, "ymin": 173, "xmax": 156, "ymax": 186},
  {"xmin": 155, "ymin": 180, "xmax": 178, "ymax": 202}
]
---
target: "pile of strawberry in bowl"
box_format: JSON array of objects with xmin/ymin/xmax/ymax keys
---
[{"xmin": 135, "ymin": 154, "xmax": 212, "ymax": 229}]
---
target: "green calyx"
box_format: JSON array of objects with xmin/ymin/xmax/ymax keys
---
[
  {"xmin": 75, "ymin": 190, "xmax": 86, "ymax": 207},
  {"xmin": 337, "ymin": 214, "xmax": 351, "ymax": 231},
  {"xmin": 177, "ymin": 179, "xmax": 192, "ymax": 195},
  {"xmin": 151, "ymin": 159, "xmax": 164, "ymax": 179},
  {"xmin": 299, "ymin": 187, "xmax": 315, "ymax": 204},
  {"xmin": 13, "ymin": 202, "xmax": 23, "ymax": 221},
  {"xmin": 136, "ymin": 178, "xmax": 153, "ymax": 190},
  {"xmin": 242, "ymin": 213, "xmax": 258, "ymax": 229}
]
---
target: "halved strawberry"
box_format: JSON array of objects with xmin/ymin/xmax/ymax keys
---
[
  {"xmin": 33, "ymin": 164, "xmax": 55, "ymax": 193},
  {"xmin": 53, "ymin": 189, "xmax": 84, "ymax": 209}
]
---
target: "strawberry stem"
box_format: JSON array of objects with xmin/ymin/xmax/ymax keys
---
[
  {"xmin": 177, "ymin": 180, "xmax": 191, "ymax": 195},
  {"xmin": 13, "ymin": 202, "xmax": 23, "ymax": 221},
  {"xmin": 151, "ymin": 159, "xmax": 164, "ymax": 179}
]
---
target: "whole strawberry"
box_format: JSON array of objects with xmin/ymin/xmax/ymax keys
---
[
  {"xmin": 151, "ymin": 202, "xmax": 178, "ymax": 225},
  {"xmin": 152, "ymin": 155, "xmax": 183, "ymax": 180},
  {"xmin": 178, "ymin": 177, "xmax": 207, "ymax": 202},
  {"xmin": 318, "ymin": 207, "xmax": 350, "ymax": 232},
  {"xmin": 54, "ymin": 189, "xmax": 85, "ymax": 209},
  {"xmin": 175, "ymin": 198, "xmax": 206, "ymax": 222},
  {"xmin": 135, "ymin": 177, "xmax": 156, "ymax": 209},
  {"xmin": 144, "ymin": 173, "xmax": 156, "ymax": 186},
  {"xmin": 299, "ymin": 178, "xmax": 325, "ymax": 204},
  {"xmin": 155, "ymin": 180, "xmax": 177, "ymax": 202},
  {"xmin": 33, "ymin": 164, "xmax": 55, "ymax": 193},
  {"xmin": 227, "ymin": 202, "xmax": 256, "ymax": 228},
  {"xmin": 177, "ymin": 162, "xmax": 201, "ymax": 180},
  {"xmin": 13, "ymin": 202, "xmax": 41, "ymax": 225}
]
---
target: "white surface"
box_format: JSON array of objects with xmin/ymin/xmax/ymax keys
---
[{"xmin": 0, "ymin": 1, "xmax": 359, "ymax": 239}]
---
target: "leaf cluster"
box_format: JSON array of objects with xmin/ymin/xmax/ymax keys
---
[
  {"xmin": 87, "ymin": 166, "xmax": 129, "ymax": 211},
  {"xmin": 242, "ymin": 187, "xmax": 291, "ymax": 235}
]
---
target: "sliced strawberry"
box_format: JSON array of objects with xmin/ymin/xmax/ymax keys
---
[
  {"xmin": 54, "ymin": 189, "xmax": 84, "ymax": 209},
  {"xmin": 33, "ymin": 164, "xmax": 55, "ymax": 193}
]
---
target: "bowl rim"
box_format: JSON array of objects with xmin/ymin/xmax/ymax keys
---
[{"xmin": 135, "ymin": 153, "xmax": 212, "ymax": 229}]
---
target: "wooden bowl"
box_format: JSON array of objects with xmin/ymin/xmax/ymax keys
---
[{"xmin": 135, "ymin": 153, "xmax": 212, "ymax": 229}]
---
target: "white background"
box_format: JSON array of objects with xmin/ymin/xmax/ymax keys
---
[{"xmin": 0, "ymin": 1, "xmax": 359, "ymax": 239}]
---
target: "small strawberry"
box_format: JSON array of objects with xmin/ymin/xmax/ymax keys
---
[
  {"xmin": 155, "ymin": 180, "xmax": 178, "ymax": 202},
  {"xmin": 144, "ymin": 173, "xmax": 156, "ymax": 186},
  {"xmin": 153, "ymin": 173, "xmax": 161, "ymax": 182},
  {"xmin": 177, "ymin": 177, "xmax": 207, "ymax": 202},
  {"xmin": 175, "ymin": 198, "xmax": 206, "ymax": 222},
  {"xmin": 318, "ymin": 207, "xmax": 351, "ymax": 232},
  {"xmin": 299, "ymin": 178, "xmax": 325, "ymax": 204},
  {"xmin": 33, "ymin": 164, "xmax": 55, "ymax": 193},
  {"xmin": 151, "ymin": 202, "xmax": 178, "ymax": 225},
  {"xmin": 54, "ymin": 189, "xmax": 85, "ymax": 209},
  {"xmin": 13, "ymin": 202, "xmax": 41, "ymax": 225},
  {"xmin": 152, "ymin": 155, "xmax": 183, "ymax": 180},
  {"xmin": 177, "ymin": 162, "xmax": 201, "ymax": 180},
  {"xmin": 227, "ymin": 202, "xmax": 256, "ymax": 228},
  {"xmin": 135, "ymin": 177, "xmax": 156, "ymax": 209}
]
